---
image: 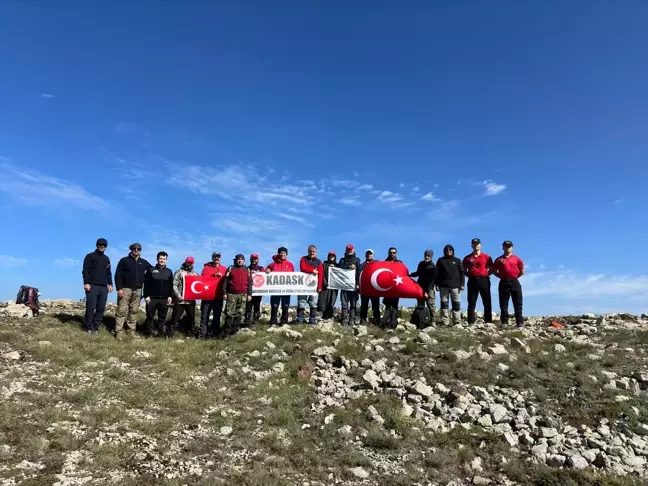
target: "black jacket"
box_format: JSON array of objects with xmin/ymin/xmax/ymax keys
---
[
  {"xmin": 410, "ymin": 260, "xmax": 438, "ymax": 291},
  {"xmin": 339, "ymin": 253, "xmax": 361, "ymax": 286},
  {"xmin": 143, "ymin": 265, "xmax": 173, "ymax": 299},
  {"xmin": 82, "ymin": 250, "xmax": 113, "ymax": 286},
  {"xmin": 322, "ymin": 259, "xmax": 337, "ymax": 290},
  {"xmin": 435, "ymin": 256, "xmax": 465, "ymax": 289},
  {"xmin": 114, "ymin": 254, "xmax": 151, "ymax": 290}
]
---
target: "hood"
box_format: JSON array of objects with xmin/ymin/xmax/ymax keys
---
[
  {"xmin": 272, "ymin": 254, "xmax": 281, "ymax": 263},
  {"xmin": 443, "ymin": 244, "xmax": 455, "ymax": 256}
]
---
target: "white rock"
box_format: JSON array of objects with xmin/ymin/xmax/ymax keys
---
[
  {"xmin": 547, "ymin": 454, "xmax": 566, "ymax": 467},
  {"xmin": 272, "ymin": 362, "xmax": 285, "ymax": 373},
  {"xmin": 553, "ymin": 344, "xmax": 567, "ymax": 353},
  {"xmin": 401, "ymin": 403, "xmax": 414, "ymax": 417},
  {"xmin": 2, "ymin": 351, "xmax": 20, "ymax": 360},
  {"xmin": 354, "ymin": 326, "xmax": 368, "ymax": 337},
  {"xmin": 489, "ymin": 404, "xmax": 509, "ymax": 424},
  {"xmin": 504, "ymin": 432, "xmax": 519, "ymax": 447},
  {"xmin": 634, "ymin": 424, "xmax": 648, "ymax": 436},
  {"xmin": 324, "ymin": 414, "xmax": 335, "ymax": 425},
  {"xmin": 496, "ymin": 363, "xmax": 510, "ymax": 374},
  {"xmin": 348, "ymin": 467, "xmax": 369, "ymax": 479},
  {"xmin": 312, "ymin": 346, "xmax": 336, "ymax": 358},
  {"xmin": 488, "ymin": 344, "xmax": 508, "ymax": 355},
  {"xmin": 411, "ymin": 380, "xmax": 434, "ymax": 398},
  {"xmin": 363, "ymin": 369, "xmax": 381, "ymax": 389},
  {"xmin": 416, "ymin": 332, "xmax": 433, "ymax": 344},
  {"xmin": 388, "ymin": 336, "xmax": 400, "ymax": 345},
  {"xmin": 265, "ymin": 341, "xmax": 276, "ymax": 349},
  {"xmin": 219, "ymin": 426, "xmax": 233, "ymax": 436}
]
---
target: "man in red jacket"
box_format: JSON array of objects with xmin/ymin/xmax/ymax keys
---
[
  {"xmin": 199, "ymin": 251, "xmax": 227, "ymax": 338},
  {"xmin": 463, "ymin": 238, "xmax": 494, "ymax": 325},
  {"xmin": 222, "ymin": 254, "xmax": 252, "ymax": 337},
  {"xmin": 297, "ymin": 245, "xmax": 323, "ymax": 324},
  {"xmin": 244, "ymin": 253, "xmax": 264, "ymax": 326},
  {"xmin": 493, "ymin": 240, "xmax": 525, "ymax": 328},
  {"xmin": 265, "ymin": 246, "xmax": 295, "ymax": 325}
]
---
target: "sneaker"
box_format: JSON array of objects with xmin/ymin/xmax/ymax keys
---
[{"xmin": 86, "ymin": 330, "xmax": 92, "ymax": 334}]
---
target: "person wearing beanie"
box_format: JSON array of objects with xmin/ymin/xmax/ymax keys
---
[
  {"xmin": 297, "ymin": 245, "xmax": 324, "ymax": 324},
  {"xmin": 338, "ymin": 244, "xmax": 361, "ymax": 326},
  {"xmin": 244, "ymin": 253, "xmax": 264, "ymax": 326},
  {"xmin": 114, "ymin": 242, "xmax": 152, "ymax": 341},
  {"xmin": 265, "ymin": 246, "xmax": 295, "ymax": 325},
  {"xmin": 409, "ymin": 249, "xmax": 438, "ymax": 325},
  {"xmin": 358, "ymin": 249, "xmax": 381, "ymax": 325},
  {"xmin": 171, "ymin": 256, "xmax": 199, "ymax": 338},
  {"xmin": 493, "ymin": 240, "xmax": 525, "ymax": 328},
  {"xmin": 222, "ymin": 254, "xmax": 253, "ymax": 337},
  {"xmin": 199, "ymin": 251, "xmax": 227, "ymax": 338},
  {"xmin": 463, "ymin": 238, "xmax": 494, "ymax": 325},
  {"xmin": 435, "ymin": 244, "xmax": 465, "ymax": 326},
  {"xmin": 318, "ymin": 250, "xmax": 339, "ymax": 320},
  {"xmin": 82, "ymin": 238, "xmax": 113, "ymax": 334}
]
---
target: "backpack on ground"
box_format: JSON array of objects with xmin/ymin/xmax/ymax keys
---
[
  {"xmin": 381, "ymin": 307, "xmax": 399, "ymax": 329},
  {"xmin": 410, "ymin": 304, "xmax": 430, "ymax": 328},
  {"xmin": 16, "ymin": 285, "xmax": 40, "ymax": 314}
]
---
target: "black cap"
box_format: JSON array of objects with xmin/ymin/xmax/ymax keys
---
[
  {"xmin": 503, "ymin": 240, "xmax": 513, "ymax": 247},
  {"xmin": 212, "ymin": 252, "xmax": 221, "ymax": 259},
  {"xmin": 129, "ymin": 242, "xmax": 142, "ymax": 250},
  {"xmin": 471, "ymin": 238, "xmax": 481, "ymax": 245},
  {"xmin": 278, "ymin": 246, "xmax": 288, "ymax": 254},
  {"xmin": 234, "ymin": 253, "xmax": 245, "ymax": 261},
  {"xmin": 96, "ymin": 238, "xmax": 108, "ymax": 247}
]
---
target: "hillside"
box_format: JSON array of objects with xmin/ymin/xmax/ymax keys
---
[{"xmin": 1, "ymin": 300, "xmax": 648, "ymax": 485}]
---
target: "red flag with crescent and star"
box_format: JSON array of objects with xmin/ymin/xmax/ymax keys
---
[
  {"xmin": 183, "ymin": 275, "xmax": 223, "ymax": 300},
  {"xmin": 359, "ymin": 261, "xmax": 423, "ymax": 299}
]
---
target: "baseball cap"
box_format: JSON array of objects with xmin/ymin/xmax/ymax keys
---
[
  {"xmin": 185, "ymin": 256, "xmax": 195, "ymax": 264},
  {"xmin": 502, "ymin": 240, "xmax": 513, "ymax": 247},
  {"xmin": 471, "ymin": 238, "xmax": 481, "ymax": 245},
  {"xmin": 250, "ymin": 253, "xmax": 259, "ymax": 259},
  {"xmin": 365, "ymin": 248, "xmax": 374, "ymax": 254},
  {"xmin": 346, "ymin": 244, "xmax": 355, "ymax": 251},
  {"xmin": 212, "ymin": 252, "xmax": 221, "ymax": 259},
  {"xmin": 96, "ymin": 238, "xmax": 108, "ymax": 247},
  {"xmin": 328, "ymin": 250, "xmax": 336, "ymax": 255}
]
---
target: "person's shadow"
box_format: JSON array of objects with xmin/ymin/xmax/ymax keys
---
[{"xmin": 54, "ymin": 312, "xmax": 116, "ymax": 333}]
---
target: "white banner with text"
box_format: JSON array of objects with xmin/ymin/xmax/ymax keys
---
[{"xmin": 251, "ymin": 271, "xmax": 318, "ymax": 296}]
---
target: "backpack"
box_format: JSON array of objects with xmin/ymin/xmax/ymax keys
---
[
  {"xmin": 381, "ymin": 307, "xmax": 399, "ymax": 329},
  {"xmin": 410, "ymin": 304, "xmax": 430, "ymax": 329},
  {"xmin": 16, "ymin": 285, "xmax": 40, "ymax": 312}
]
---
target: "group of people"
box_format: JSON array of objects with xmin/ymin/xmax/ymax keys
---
[{"xmin": 81, "ymin": 237, "xmax": 525, "ymax": 340}]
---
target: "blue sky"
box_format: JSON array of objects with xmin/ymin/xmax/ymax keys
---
[{"xmin": 0, "ymin": 1, "xmax": 647, "ymax": 315}]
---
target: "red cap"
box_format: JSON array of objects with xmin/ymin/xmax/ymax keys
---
[
  {"xmin": 328, "ymin": 250, "xmax": 336, "ymax": 255},
  {"xmin": 250, "ymin": 253, "xmax": 259, "ymax": 259},
  {"xmin": 346, "ymin": 244, "xmax": 354, "ymax": 251},
  {"xmin": 185, "ymin": 256, "xmax": 195, "ymax": 264}
]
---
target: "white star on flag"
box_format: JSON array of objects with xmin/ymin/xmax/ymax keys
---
[
  {"xmin": 204, "ymin": 285, "xmax": 210, "ymax": 290},
  {"xmin": 394, "ymin": 276, "xmax": 403, "ymax": 286}
]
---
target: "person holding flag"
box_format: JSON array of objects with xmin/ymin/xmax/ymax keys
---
[
  {"xmin": 338, "ymin": 244, "xmax": 361, "ymax": 326},
  {"xmin": 265, "ymin": 247, "xmax": 295, "ymax": 325},
  {"xmin": 244, "ymin": 253, "xmax": 264, "ymax": 326},
  {"xmin": 359, "ymin": 249, "xmax": 381, "ymax": 325},
  {"xmin": 382, "ymin": 247, "xmax": 402, "ymax": 318},
  {"xmin": 171, "ymin": 256, "xmax": 199, "ymax": 338},
  {"xmin": 297, "ymin": 245, "xmax": 323, "ymax": 324},
  {"xmin": 199, "ymin": 252, "xmax": 227, "ymax": 339}
]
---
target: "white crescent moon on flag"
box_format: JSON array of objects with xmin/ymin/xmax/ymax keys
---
[
  {"xmin": 190, "ymin": 281, "xmax": 204, "ymax": 294},
  {"xmin": 371, "ymin": 268, "xmax": 394, "ymax": 291}
]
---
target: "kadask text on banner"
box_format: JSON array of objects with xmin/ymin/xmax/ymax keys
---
[{"xmin": 251, "ymin": 272, "xmax": 318, "ymax": 296}]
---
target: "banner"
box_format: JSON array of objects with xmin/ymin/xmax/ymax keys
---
[
  {"xmin": 359, "ymin": 261, "xmax": 423, "ymax": 299},
  {"xmin": 183, "ymin": 275, "xmax": 223, "ymax": 300},
  {"xmin": 327, "ymin": 267, "xmax": 356, "ymax": 291},
  {"xmin": 251, "ymin": 271, "xmax": 318, "ymax": 296}
]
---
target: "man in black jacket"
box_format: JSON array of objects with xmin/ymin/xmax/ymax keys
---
[
  {"xmin": 383, "ymin": 247, "xmax": 401, "ymax": 312},
  {"xmin": 244, "ymin": 253, "xmax": 264, "ymax": 326},
  {"xmin": 114, "ymin": 243, "xmax": 152, "ymax": 340},
  {"xmin": 143, "ymin": 251, "xmax": 173, "ymax": 337},
  {"xmin": 82, "ymin": 238, "xmax": 113, "ymax": 334},
  {"xmin": 435, "ymin": 244, "xmax": 465, "ymax": 326},
  {"xmin": 318, "ymin": 251, "xmax": 338, "ymax": 320},
  {"xmin": 338, "ymin": 244, "xmax": 361, "ymax": 325},
  {"xmin": 410, "ymin": 249, "xmax": 437, "ymax": 323},
  {"xmin": 359, "ymin": 249, "xmax": 381, "ymax": 324}
]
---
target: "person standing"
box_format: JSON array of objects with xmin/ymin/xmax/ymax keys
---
[
  {"xmin": 222, "ymin": 254, "xmax": 253, "ymax": 337},
  {"xmin": 409, "ymin": 249, "xmax": 438, "ymax": 324},
  {"xmin": 143, "ymin": 251, "xmax": 174, "ymax": 337},
  {"xmin": 359, "ymin": 249, "xmax": 381, "ymax": 325},
  {"xmin": 82, "ymin": 238, "xmax": 113, "ymax": 334},
  {"xmin": 244, "ymin": 253, "xmax": 264, "ymax": 326},
  {"xmin": 199, "ymin": 252, "xmax": 227, "ymax": 338},
  {"xmin": 435, "ymin": 244, "xmax": 465, "ymax": 326},
  {"xmin": 493, "ymin": 240, "xmax": 525, "ymax": 328},
  {"xmin": 463, "ymin": 238, "xmax": 494, "ymax": 325},
  {"xmin": 338, "ymin": 244, "xmax": 361, "ymax": 326},
  {"xmin": 114, "ymin": 243, "xmax": 151, "ymax": 340},
  {"xmin": 265, "ymin": 247, "xmax": 295, "ymax": 325},
  {"xmin": 383, "ymin": 247, "xmax": 402, "ymax": 312},
  {"xmin": 298, "ymin": 245, "xmax": 323, "ymax": 324},
  {"xmin": 171, "ymin": 256, "xmax": 199, "ymax": 338},
  {"xmin": 318, "ymin": 251, "xmax": 338, "ymax": 320}
]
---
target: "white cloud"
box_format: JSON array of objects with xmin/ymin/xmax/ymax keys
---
[
  {"xmin": 378, "ymin": 191, "xmax": 404, "ymax": 204},
  {"xmin": 483, "ymin": 181, "xmax": 506, "ymax": 196},
  {"xmin": 54, "ymin": 258, "xmax": 80, "ymax": 268},
  {"xmin": 40, "ymin": 93, "xmax": 55, "ymax": 99},
  {"xmin": 357, "ymin": 184, "xmax": 374, "ymax": 191},
  {"xmin": 0, "ymin": 255, "xmax": 28, "ymax": 268},
  {"xmin": 421, "ymin": 192, "xmax": 440, "ymax": 201},
  {"xmin": 339, "ymin": 197, "xmax": 361, "ymax": 206},
  {"xmin": 412, "ymin": 186, "xmax": 419, "ymax": 192},
  {"xmin": 0, "ymin": 159, "xmax": 109, "ymax": 210}
]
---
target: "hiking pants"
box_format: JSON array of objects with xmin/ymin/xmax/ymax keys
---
[
  {"xmin": 84, "ymin": 284, "xmax": 108, "ymax": 332},
  {"xmin": 115, "ymin": 288, "xmax": 142, "ymax": 335},
  {"xmin": 439, "ymin": 287, "xmax": 461, "ymax": 326},
  {"xmin": 297, "ymin": 294, "xmax": 319, "ymax": 320},
  {"xmin": 223, "ymin": 293, "xmax": 247, "ymax": 336},
  {"xmin": 145, "ymin": 298, "xmax": 169, "ymax": 336},
  {"xmin": 270, "ymin": 295, "xmax": 291, "ymax": 324},
  {"xmin": 171, "ymin": 302, "xmax": 196, "ymax": 337},
  {"xmin": 340, "ymin": 290, "xmax": 358, "ymax": 324},
  {"xmin": 245, "ymin": 296, "xmax": 262, "ymax": 323},
  {"xmin": 498, "ymin": 278, "xmax": 523, "ymax": 326},
  {"xmin": 199, "ymin": 299, "xmax": 223, "ymax": 338},
  {"xmin": 383, "ymin": 297, "xmax": 399, "ymax": 309},
  {"xmin": 467, "ymin": 277, "xmax": 492, "ymax": 324},
  {"xmin": 360, "ymin": 295, "xmax": 381, "ymax": 323},
  {"xmin": 318, "ymin": 289, "xmax": 338, "ymax": 319},
  {"xmin": 416, "ymin": 290, "xmax": 436, "ymax": 323}
]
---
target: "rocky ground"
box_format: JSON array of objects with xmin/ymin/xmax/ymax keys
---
[{"xmin": 1, "ymin": 300, "xmax": 648, "ymax": 485}]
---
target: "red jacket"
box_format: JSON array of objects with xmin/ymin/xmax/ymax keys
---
[
  {"xmin": 201, "ymin": 262, "xmax": 227, "ymax": 277},
  {"xmin": 266, "ymin": 254, "xmax": 295, "ymax": 272},
  {"xmin": 300, "ymin": 256, "xmax": 324, "ymax": 292}
]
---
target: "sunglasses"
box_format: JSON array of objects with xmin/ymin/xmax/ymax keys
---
[
  {"xmin": 98, "ymin": 244, "xmax": 107, "ymax": 248},
  {"xmin": 132, "ymin": 248, "xmax": 141, "ymax": 251},
  {"xmin": 389, "ymin": 251, "xmax": 396, "ymax": 254}
]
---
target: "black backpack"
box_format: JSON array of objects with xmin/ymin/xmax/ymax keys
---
[
  {"xmin": 410, "ymin": 304, "xmax": 430, "ymax": 328},
  {"xmin": 16, "ymin": 285, "xmax": 40, "ymax": 311}
]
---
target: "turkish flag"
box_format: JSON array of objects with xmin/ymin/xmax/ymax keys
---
[
  {"xmin": 359, "ymin": 261, "xmax": 423, "ymax": 299},
  {"xmin": 183, "ymin": 275, "xmax": 223, "ymax": 300}
]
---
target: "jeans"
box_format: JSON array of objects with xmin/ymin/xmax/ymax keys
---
[
  {"xmin": 467, "ymin": 277, "xmax": 492, "ymax": 323},
  {"xmin": 200, "ymin": 299, "xmax": 223, "ymax": 338},
  {"xmin": 439, "ymin": 287, "xmax": 461, "ymax": 326},
  {"xmin": 84, "ymin": 284, "xmax": 108, "ymax": 332},
  {"xmin": 498, "ymin": 278, "xmax": 523, "ymax": 326},
  {"xmin": 270, "ymin": 295, "xmax": 291, "ymax": 324}
]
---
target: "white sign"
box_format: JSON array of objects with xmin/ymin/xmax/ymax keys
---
[
  {"xmin": 327, "ymin": 267, "xmax": 356, "ymax": 291},
  {"xmin": 251, "ymin": 271, "xmax": 318, "ymax": 296}
]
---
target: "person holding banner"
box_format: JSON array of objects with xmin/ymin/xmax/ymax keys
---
[
  {"xmin": 338, "ymin": 244, "xmax": 361, "ymax": 326},
  {"xmin": 244, "ymin": 253, "xmax": 264, "ymax": 326},
  {"xmin": 171, "ymin": 256, "xmax": 199, "ymax": 338},
  {"xmin": 265, "ymin": 247, "xmax": 295, "ymax": 325},
  {"xmin": 359, "ymin": 249, "xmax": 381, "ymax": 325},
  {"xmin": 297, "ymin": 245, "xmax": 323, "ymax": 324},
  {"xmin": 318, "ymin": 251, "xmax": 338, "ymax": 320},
  {"xmin": 199, "ymin": 252, "xmax": 227, "ymax": 339},
  {"xmin": 222, "ymin": 254, "xmax": 253, "ymax": 337}
]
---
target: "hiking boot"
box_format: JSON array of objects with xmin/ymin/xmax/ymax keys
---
[
  {"xmin": 308, "ymin": 316, "xmax": 317, "ymax": 325},
  {"xmin": 296, "ymin": 309, "xmax": 305, "ymax": 323}
]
